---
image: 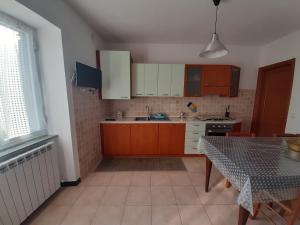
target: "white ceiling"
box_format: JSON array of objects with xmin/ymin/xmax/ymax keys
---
[{"xmin": 65, "ymin": 0, "xmax": 300, "ymax": 45}]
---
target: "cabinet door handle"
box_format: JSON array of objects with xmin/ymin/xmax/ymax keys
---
[
  {"xmin": 147, "ymin": 93, "xmax": 154, "ymax": 96},
  {"xmin": 173, "ymin": 94, "xmax": 180, "ymax": 97},
  {"xmin": 136, "ymin": 93, "xmax": 143, "ymax": 96},
  {"xmin": 120, "ymin": 96, "xmax": 129, "ymax": 99},
  {"xmin": 162, "ymin": 94, "xmax": 169, "ymax": 96},
  {"xmin": 193, "ymin": 132, "xmax": 199, "ymax": 135}
]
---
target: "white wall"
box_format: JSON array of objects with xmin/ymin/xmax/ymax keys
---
[
  {"xmin": 108, "ymin": 43, "xmax": 261, "ymax": 90},
  {"xmin": 3, "ymin": 0, "xmax": 107, "ymax": 181},
  {"xmin": 260, "ymin": 30, "xmax": 300, "ymax": 133}
]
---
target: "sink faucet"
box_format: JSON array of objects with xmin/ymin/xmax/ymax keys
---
[{"xmin": 146, "ymin": 105, "xmax": 151, "ymax": 119}]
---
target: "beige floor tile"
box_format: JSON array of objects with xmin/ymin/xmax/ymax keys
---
[
  {"xmin": 51, "ymin": 187, "xmax": 85, "ymax": 206},
  {"xmin": 131, "ymin": 172, "xmax": 151, "ymax": 186},
  {"xmin": 91, "ymin": 206, "xmax": 124, "ymax": 225},
  {"xmin": 85, "ymin": 172, "xmax": 114, "ymax": 186},
  {"xmin": 61, "ymin": 203, "xmax": 98, "ymax": 225},
  {"xmin": 29, "ymin": 204, "xmax": 71, "ymax": 225},
  {"xmin": 151, "ymin": 172, "xmax": 171, "ymax": 186},
  {"xmin": 101, "ymin": 186, "xmax": 129, "ymax": 205},
  {"xmin": 182, "ymin": 157, "xmax": 205, "ymax": 173},
  {"xmin": 74, "ymin": 186, "xmax": 106, "ymax": 205},
  {"xmin": 121, "ymin": 206, "xmax": 151, "ymax": 225},
  {"xmin": 110, "ymin": 172, "xmax": 132, "ymax": 186},
  {"xmin": 152, "ymin": 205, "xmax": 181, "ymax": 225},
  {"xmin": 151, "ymin": 186, "xmax": 176, "ymax": 205},
  {"xmin": 168, "ymin": 171, "xmax": 192, "ymax": 186},
  {"xmin": 188, "ymin": 172, "xmax": 205, "ymax": 186},
  {"xmin": 126, "ymin": 186, "xmax": 151, "ymax": 205},
  {"xmin": 205, "ymin": 204, "xmax": 238, "ymax": 225},
  {"xmin": 173, "ymin": 186, "xmax": 201, "ymax": 205},
  {"xmin": 195, "ymin": 181, "xmax": 239, "ymax": 205},
  {"xmin": 179, "ymin": 205, "xmax": 212, "ymax": 225}
]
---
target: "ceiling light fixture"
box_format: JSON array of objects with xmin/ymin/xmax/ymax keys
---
[{"xmin": 199, "ymin": 0, "xmax": 228, "ymax": 58}]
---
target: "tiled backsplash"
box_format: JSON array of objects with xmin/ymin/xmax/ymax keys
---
[
  {"xmin": 74, "ymin": 88, "xmax": 255, "ymax": 178},
  {"xmin": 73, "ymin": 88, "xmax": 110, "ymax": 178},
  {"xmin": 109, "ymin": 89, "xmax": 256, "ymax": 131}
]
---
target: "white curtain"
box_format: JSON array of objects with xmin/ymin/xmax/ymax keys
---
[{"xmin": 0, "ymin": 11, "xmax": 47, "ymax": 150}]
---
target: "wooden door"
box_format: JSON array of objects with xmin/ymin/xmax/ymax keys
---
[
  {"xmin": 101, "ymin": 124, "xmax": 131, "ymax": 155},
  {"xmin": 158, "ymin": 64, "xmax": 172, "ymax": 96},
  {"xmin": 158, "ymin": 124, "xmax": 185, "ymax": 155},
  {"xmin": 145, "ymin": 64, "xmax": 158, "ymax": 96},
  {"xmin": 130, "ymin": 124, "xmax": 158, "ymax": 155},
  {"xmin": 132, "ymin": 63, "xmax": 145, "ymax": 96},
  {"xmin": 251, "ymin": 59, "xmax": 295, "ymax": 137},
  {"xmin": 171, "ymin": 64, "xmax": 185, "ymax": 97}
]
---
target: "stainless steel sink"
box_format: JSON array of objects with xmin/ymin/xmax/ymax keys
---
[
  {"xmin": 134, "ymin": 116, "xmax": 170, "ymax": 121},
  {"xmin": 134, "ymin": 117, "xmax": 150, "ymax": 121}
]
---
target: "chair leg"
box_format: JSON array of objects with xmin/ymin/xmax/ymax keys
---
[
  {"xmin": 250, "ymin": 203, "xmax": 261, "ymax": 220},
  {"xmin": 205, "ymin": 157, "xmax": 212, "ymax": 192},
  {"xmin": 224, "ymin": 179, "xmax": 232, "ymax": 188},
  {"xmin": 287, "ymin": 194, "xmax": 300, "ymax": 225}
]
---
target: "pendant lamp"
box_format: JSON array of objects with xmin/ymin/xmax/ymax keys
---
[{"xmin": 200, "ymin": 0, "xmax": 228, "ymax": 58}]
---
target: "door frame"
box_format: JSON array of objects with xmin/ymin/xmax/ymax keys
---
[{"xmin": 251, "ymin": 58, "xmax": 295, "ymax": 134}]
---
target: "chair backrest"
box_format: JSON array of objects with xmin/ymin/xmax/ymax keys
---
[
  {"xmin": 273, "ymin": 133, "xmax": 300, "ymax": 137},
  {"xmin": 226, "ymin": 132, "xmax": 256, "ymax": 137}
]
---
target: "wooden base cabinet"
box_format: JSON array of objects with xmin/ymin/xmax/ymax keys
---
[
  {"xmin": 101, "ymin": 124, "xmax": 131, "ymax": 156},
  {"xmin": 101, "ymin": 123, "xmax": 185, "ymax": 156},
  {"xmin": 130, "ymin": 124, "xmax": 158, "ymax": 155},
  {"xmin": 158, "ymin": 124, "xmax": 185, "ymax": 155}
]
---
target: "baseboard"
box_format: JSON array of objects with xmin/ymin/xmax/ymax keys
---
[{"xmin": 61, "ymin": 178, "xmax": 81, "ymax": 187}]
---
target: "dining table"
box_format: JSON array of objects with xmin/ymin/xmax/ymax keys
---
[{"xmin": 198, "ymin": 136, "xmax": 300, "ymax": 225}]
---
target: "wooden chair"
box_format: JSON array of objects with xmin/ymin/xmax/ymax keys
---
[
  {"xmin": 224, "ymin": 132, "xmax": 256, "ymax": 188},
  {"xmin": 251, "ymin": 193, "xmax": 300, "ymax": 225}
]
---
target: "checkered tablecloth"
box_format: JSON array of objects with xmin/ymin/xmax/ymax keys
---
[{"xmin": 198, "ymin": 136, "xmax": 300, "ymax": 214}]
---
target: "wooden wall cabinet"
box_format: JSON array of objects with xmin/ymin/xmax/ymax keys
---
[
  {"xmin": 158, "ymin": 124, "xmax": 185, "ymax": 155},
  {"xmin": 184, "ymin": 64, "xmax": 240, "ymax": 97},
  {"xmin": 201, "ymin": 65, "xmax": 240, "ymax": 97},
  {"xmin": 130, "ymin": 124, "xmax": 158, "ymax": 155},
  {"xmin": 145, "ymin": 64, "xmax": 159, "ymax": 96},
  {"xmin": 132, "ymin": 63, "xmax": 145, "ymax": 96},
  {"xmin": 184, "ymin": 65, "xmax": 203, "ymax": 97}
]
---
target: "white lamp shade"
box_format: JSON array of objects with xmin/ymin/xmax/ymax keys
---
[{"xmin": 199, "ymin": 33, "xmax": 229, "ymax": 58}]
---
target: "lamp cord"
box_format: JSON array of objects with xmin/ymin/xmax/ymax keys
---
[{"xmin": 214, "ymin": 5, "xmax": 219, "ymax": 34}]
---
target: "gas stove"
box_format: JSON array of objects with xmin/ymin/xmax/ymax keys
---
[{"xmin": 196, "ymin": 116, "xmax": 235, "ymax": 122}]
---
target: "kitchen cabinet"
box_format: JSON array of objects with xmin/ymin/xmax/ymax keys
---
[
  {"xmin": 184, "ymin": 65, "xmax": 203, "ymax": 97},
  {"xmin": 132, "ymin": 63, "xmax": 185, "ymax": 97},
  {"xmin": 171, "ymin": 64, "xmax": 185, "ymax": 97},
  {"xmin": 132, "ymin": 63, "xmax": 145, "ymax": 96},
  {"xmin": 130, "ymin": 124, "xmax": 158, "ymax": 155},
  {"xmin": 158, "ymin": 64, "xmax": 172, "ymax": 96},
  {"xmin": 201, "ymin": 65, "xmax": 240, "ymax": 97},
  {"xmin": 184, "ymin": 122, "xmax": 206, "ymax": 154},
  {"xmin": 145, "ymin": 64, "xmax": 158, "ymax": 96},
  {"xmin": 158, "ymin": 124, "xmax": 185, "ymax": 155},
  {"xmin": 100, "ymin": 51, "xmax": 131, "ymax": 99},
  {"xmin": 101, "ymin": 124, "xmax": 131, "ymax": 156}
]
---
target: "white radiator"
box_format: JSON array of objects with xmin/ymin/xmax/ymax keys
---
[{"xmin": 0, "ymin": 141, "xmax": 60, "ymax": 225}]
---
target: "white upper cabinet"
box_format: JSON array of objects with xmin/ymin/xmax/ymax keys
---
[
  {"xmin": 171, "ymin": 64, "xmax": 185, "ymax": 97},
  {"xmin": 132, "ymin": 64, "xmax": 145, "ymax": 96},
  {"xmin": 144, "ymin": 64, "xmax": 158, "ymax": 96},
  {"xmin": 100, "ymin": 51, "xmax": 131, "ymax": 99},
  {"xmin": 158, "ymin": 64, "xmax": 172, "ymax": 96}
]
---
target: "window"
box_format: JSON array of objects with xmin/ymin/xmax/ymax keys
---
[{"xmin": 0, "ymin": 12, "xmax": 46, "ymax": 151}]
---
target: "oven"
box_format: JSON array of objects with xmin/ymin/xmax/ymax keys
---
[{"xmin": 205, "ymin": 123, "xmax": 234, "ymax": 136}]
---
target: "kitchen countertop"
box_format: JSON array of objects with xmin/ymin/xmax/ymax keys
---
[{"xmin": 100, "ymin": 117, "xmax": 242, "ymax": 124}]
